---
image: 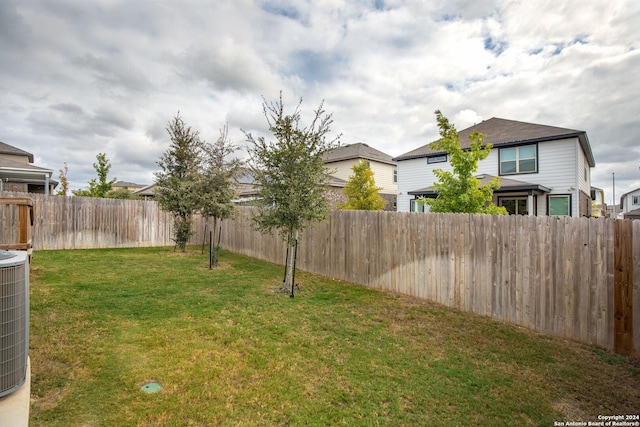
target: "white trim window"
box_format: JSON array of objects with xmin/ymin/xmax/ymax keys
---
[
  {"xmin": 633, "ymin": 195, "xmax": 640, "ymax": 206},
  {"xmin": 410, "ymin": 199, "xmax": 426, "ymax": 212},
  {"xmin": 549, "ymin": 195, "xmax": 571, "ymax": 216},
  {"xmin": 499, "ymin": 197, "xmax": 528, "ymax": 215},
  {"xmin": 500, "ymin": 145, "xmax": 537, "ymax": 175}
]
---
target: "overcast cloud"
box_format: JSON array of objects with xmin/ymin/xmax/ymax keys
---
[{"xmin": 1, "ymin": 0, "xmax": 639, "ymax": 203}]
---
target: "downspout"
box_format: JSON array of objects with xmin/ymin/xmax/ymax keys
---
[
  {"xmin": 44, "ymin": 173, "xmax": 50, "ymax": 195},
  {"xmin": 527, "ymin": 191, "xmax": 534, "ymax": 216},
  {"xmin": 574, "ymin": 140, "xmax": 579, "ymax": 216}
]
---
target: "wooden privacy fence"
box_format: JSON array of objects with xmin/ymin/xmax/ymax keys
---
[
  {"xmin": 0, "ymin": 196, "xmax": 34, "ymax": 251},
  {"xmin": 0, "ymin": 193, "xmax": 637, "ymax": 356},
  {"xmin": 0, "ymin": 192, "xmax": 207, "ymax": 250},
  {"xmin": 220, "ymin": 209, "xmax": 639, "ymax": 357}
]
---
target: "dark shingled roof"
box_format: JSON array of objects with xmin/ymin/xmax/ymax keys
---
[
  {"xmin": 0, "ymin": 141, "xmax": 34, "ymax": 163},
  {"xmin": 324, "ymin": 142, "xmax": 396, "ymax": 166},
  {"xmin": 408, "ymin": 174, "xmax": 551, "ymax": 196},
  {"xmin": 113, "ymin": 181, "xmax": 144, "ymax": 188},
  {"xmin": 624, "ymin": 208, "xmax": 640, "ymax": 220},
  {"xmin": 394, "ymin": 118, "xmax": 595, "ymax": 167}
]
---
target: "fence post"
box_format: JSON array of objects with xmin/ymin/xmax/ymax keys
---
[{"xmin": 614, "ymin": 220, "xmax": 634, "ymax": 355}]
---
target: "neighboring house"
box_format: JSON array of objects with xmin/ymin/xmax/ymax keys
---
[
  {"xmin": 394, "ymin": 118, "xmax": 596, "ymax": 217},
  {"xmin": 234, "ymin": 168, "xmax": 260, "ymax": 203},
  {"xmin": 590, "ymin": 186, "xmax": 606, "ymax": 217},
  {"xmin": 134, "ymin": 170, "xmax": 260, "ymax": 202},
  {"xmin": 235, "ymin": 143, "xmax": 398, "ymax": 210},
  {"xmin": 605, "ymin": 204, "xmax": 622, "ymax": 219},
  {"xmin": 132, "ymin": 183, "xmax": 156, "ymax": 200},
  {"xmin": 323, "ymin": 143, "xmax": 397, "ymax": 210},
  {"xmin": 620, "ymin": 188, "xmax": 640, "ymax": 220},
  {"xmin": 0, "ymin": 141, "xmax": 57, "ymax": 194},
  {"xmin": 112, "ymin": 181, "xmax": 145, "ymax": 192},
  {"xmin": 233, "ymin": 169, "xmax": 350, "ymax": 206}
]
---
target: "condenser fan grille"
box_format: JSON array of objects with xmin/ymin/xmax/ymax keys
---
[{"xmin": 0, "ymin": 252, "xmax": 29, "ymax": 398}]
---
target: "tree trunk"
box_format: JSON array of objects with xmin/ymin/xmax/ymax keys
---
[
  {"xmin": 212, "ymin": 217, "xmax": 219, "ymax": 267},
  {"xmin": 282, "ymin": 230, "xmax": 297, "ymax": 293}
]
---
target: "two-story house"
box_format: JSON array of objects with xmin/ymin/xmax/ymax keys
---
[
  {"xmin": 394, "ymin": 118, "xmax": 596, "ymax": 217},
  {"xmin": 323, "ymin": 143, "xmax": 397, "ymax": 210},
  {"xmin": 0, "ymin": 141, "xmax": 56, "ymax": 194},
  {"xmin": 231, "ymin": 143, "xmax": 398, "ymax": 210},
  {"xmin": 620, "ymin": 188, "xmax": 640, "ymax": 220}
]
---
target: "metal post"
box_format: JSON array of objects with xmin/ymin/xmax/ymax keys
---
[{"xmin": 612, "ymin": 172, "xmax": 616, "ymax": 218}]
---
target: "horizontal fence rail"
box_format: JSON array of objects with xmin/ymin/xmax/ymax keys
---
[{"xmin": 1, "ymin": 192, "xmax": 637, "ymax": 356}]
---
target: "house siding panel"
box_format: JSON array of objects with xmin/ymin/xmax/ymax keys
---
[
  {"xmin": 0, "ymin": 154, "xmax": 30, "ymax": 164},
  {"xmin": 328, "ymin": 159, "xmax": 397, "ymax": 194},
  {"xmin": 535, "ymin": 138, "xmax": 579, "ymax": 216},
  {"xmin": 577, "ymin": 142, "xmax": 592, "ymax": 216},
  {"xmin": 327, "ymin": 159, "xmax": 358, "ymax": 182},
  {"xmin": 369, "ymin": 161, "xmax": 397, "ymax": 194},
  {"xmin": 397, "ymin": 157, "xmax": 451, "ymax": 211}
]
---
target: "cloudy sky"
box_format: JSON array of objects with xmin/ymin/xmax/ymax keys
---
[{"xmin": 1, "ymin": 0, "xmax": 639, "ymax": 203}]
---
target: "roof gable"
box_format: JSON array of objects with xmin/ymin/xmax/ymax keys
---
[
  {"xmin": 0, "ymin": 141, "xmax": 34, "ymax": 163},
  {"xmin": 324, "ymin": 142, "xmax": 396, "ymax": 166},
  {"xmin": 0, "ymin": 157, "xmax": 52, "ymax": 173},
  {"xmin": 394, "ymin": 117, "xmax": 595, "ymax": 167}
]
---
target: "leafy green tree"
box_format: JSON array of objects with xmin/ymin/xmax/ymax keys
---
[
  {"xmin": 56, "ymin": 162, "xmax": 69, "ymax": 196},
  {"xmin": 243, "ymin": 93, "xmax": 340, "ymax": 293},
  {"xmin": 154, "ymin": 113, "xmax": 203, "ymax": 252},
  {"xmin": 198, "ymin": 123, "xmax": 243, "ymax": 266},
  {"xmin": 339, "ymin": 160, "xmax": 386, "ymax": 210},
  {"xmin": 72, "ymin": 153, "xmax": 116, "ymax": 198},
  {"xmin": 423, "ymin": 110, "xmax": 507, "ymax": 215}
]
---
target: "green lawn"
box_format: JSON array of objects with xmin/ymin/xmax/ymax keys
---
[{"xmin": 28, "ymin": 247, "xmax": 639, "ymax": 426}]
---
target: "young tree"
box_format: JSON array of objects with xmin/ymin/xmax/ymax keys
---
[
  {"xmin": 72, "ymin": 153, "xmax": 116, "ymax": 197},
  {"xmin": 243, "ymin": 93, "xmax": 340, "ymax": 294},
  {"xmin": 423, "ymin": 110, "xmax": 507, "ymax": 215},
  {"xmin": 339, "ymin": 160, "xmax": 386, "ymax": 210},
  {"xmin": 154, "ymin": 113, "xmax": 203, "ymax": 252},
  {"xmin": 198, "ymin": 123, "xmax": 243, "ymax": 266},
  {"xmin": 56, "ymin": 162, "xmax": 69, "ymax": 196}
]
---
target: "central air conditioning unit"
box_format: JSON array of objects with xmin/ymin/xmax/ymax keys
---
[{"xmin": 0, "ymin": 250, "xmax": 29, "ymax": 398}]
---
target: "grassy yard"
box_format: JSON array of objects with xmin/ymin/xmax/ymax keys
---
[{"xmin": 28, "ymin": 247, "xmax": 639, "ymax": 426}]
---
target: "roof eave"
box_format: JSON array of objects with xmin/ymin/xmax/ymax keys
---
[
  {"xmin": 493, "ymin": 184, "xmax": 551, "ymax": 193},
  {"xmin": 395, "ymin": 132, "xmax": 596, "ymax": 165},
  {"xmin": 0, "ymin": 166, "xmax": 54, "ymax": 175},
  {"xmin": 325, "ymin": 156, "xmax": 396, "ymax": 166},
  {"xmin": 408, "ymin": 183, "xmax": 551, "ymax": 196}
]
